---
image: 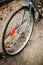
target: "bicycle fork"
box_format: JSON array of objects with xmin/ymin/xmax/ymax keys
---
[{"xmin": 23, "ymin": 2, "xmax": 33, "ymax": 33}]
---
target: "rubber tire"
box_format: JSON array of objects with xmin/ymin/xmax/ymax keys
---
[{"xmin": 2, "ymin": 6, "xmax": 34, "ymax": 56}]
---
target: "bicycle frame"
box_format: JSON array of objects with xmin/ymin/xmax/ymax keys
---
[
  {"xmin": 23, "ymin": 0, "xmax": 43, "ymax": 18},
  {"xmin": 31, "ymin": 0, "xmax": 43, "ymax": 18}
]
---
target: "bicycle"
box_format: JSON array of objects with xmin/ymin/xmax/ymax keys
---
[{"xmin": 2, "ymin": 0, "xmax": 43, "ymax": 56}]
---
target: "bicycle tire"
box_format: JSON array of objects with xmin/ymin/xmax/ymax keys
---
[{"xmin": 2, "ymin": 6, "xmax": 34, "ymax": 56}]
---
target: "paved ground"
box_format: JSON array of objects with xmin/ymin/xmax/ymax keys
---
[{"xmin": 0, "ymin": 0, "xmax": 43, "ymax": 65}]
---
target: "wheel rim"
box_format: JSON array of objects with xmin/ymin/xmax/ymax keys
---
[{"xmin": 3, "ymin": 7, "xmax": 34, "ymax": 55}]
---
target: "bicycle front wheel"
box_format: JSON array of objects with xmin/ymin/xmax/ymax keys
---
[{"xmin": 2, "ymin": 6, "xmax": 34, "ymax": 56}]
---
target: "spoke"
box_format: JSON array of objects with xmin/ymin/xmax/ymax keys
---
[
  {"xmin": 5, "ymin": 19, "xmax": 27, "ymax": 39},
  {"xmin": 18, "ymin": 9, "xmax": 25, "ymax": 30}
]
